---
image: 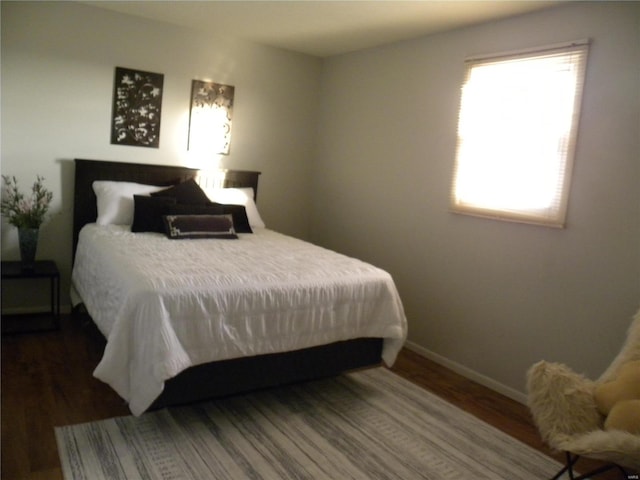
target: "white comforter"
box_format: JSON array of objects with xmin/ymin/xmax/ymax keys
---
[{"xmin": 71, "ymin": 224, "xmax": 407, "ymax": 415}]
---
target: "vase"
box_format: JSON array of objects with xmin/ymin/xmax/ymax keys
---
[{"xmin": 18, "ymin": 227, "xmax": 39, "ymax": 268}]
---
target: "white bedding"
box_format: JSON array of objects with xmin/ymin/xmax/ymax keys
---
[{"xmin": 71, "ymin": 224, "xmax": 407, "ymax": 415}]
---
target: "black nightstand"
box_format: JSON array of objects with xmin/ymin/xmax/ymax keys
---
[{"xmin": 1, "ymin": 260, "xmax": 60, "ymax": 332}]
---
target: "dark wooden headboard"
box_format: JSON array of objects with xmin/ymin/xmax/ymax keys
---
[{"xmin": 73, "ymin": 158, "xmax": 261, "ymax": 255}]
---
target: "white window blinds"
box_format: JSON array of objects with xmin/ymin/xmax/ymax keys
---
[{"xmin": 450, "ymin": 41, "xmax": 589, "ymax": 227}]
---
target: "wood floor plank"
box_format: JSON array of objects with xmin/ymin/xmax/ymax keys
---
[
  {"xmin": 1, "ymin": 314, "xmax": 627, "ymax": 479},
  {"xmin": 1, "ymin": 315, "xmax": 129, "ymax": 480}
]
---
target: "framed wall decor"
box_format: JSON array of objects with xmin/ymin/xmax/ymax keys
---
[
  {"xmin": 110, "ymin": 67, "xmax": 164, "ymax": 148},
  {"xmin": 188, "ymin": 80, "xmax": 235, "ymax": 155}
]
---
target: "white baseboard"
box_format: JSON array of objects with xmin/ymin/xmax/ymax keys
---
[{"xmin": 404, "ymin": 340, "xmax": 528, "ymax": 405}]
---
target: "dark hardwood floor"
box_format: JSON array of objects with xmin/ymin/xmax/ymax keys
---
[{"xmin": 1, "ymin": 314, "xmax": 624, "ymax": 479}]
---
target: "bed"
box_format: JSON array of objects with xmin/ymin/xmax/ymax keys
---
[{"xmin": 71, "ymin": 158, "xmax": 407, "ymax": 416}]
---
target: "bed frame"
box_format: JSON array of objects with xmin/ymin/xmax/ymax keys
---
[{"xmin": 72, "ymin": 158, "xmax": 383, "ymax": 410}]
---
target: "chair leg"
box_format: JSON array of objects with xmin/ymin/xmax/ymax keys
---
[
  {"xmin": 550, "ymin": 452, "xmax": 630, "ymax": 480},
  {"xmin": 571, "ymin": 464, "xmax": 629, "ymax": 480},
  {"xmin": 551, "ymin": 452, "xmax": 580, "ymax": 480}
]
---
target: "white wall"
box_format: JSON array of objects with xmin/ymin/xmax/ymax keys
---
[
  {"xmin": 314, "ymin": 2, "xmax": 640, "ymax": 400},
  {"xmin": 1, "ymin": 2, "xmax": 321, "ymax": 310},
  {"xmin": 3, "ymin": 1, "xmax": 639, "ymax": 403}
]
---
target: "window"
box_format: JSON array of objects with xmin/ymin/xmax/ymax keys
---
[{"xmin": 450, "ymin": 41, "xmax": 589, "ymax": 227}]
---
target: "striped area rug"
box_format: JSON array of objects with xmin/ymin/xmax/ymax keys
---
[{"xmin": 55, "ymin": 367, "xmax": 561, "ymax": 479}]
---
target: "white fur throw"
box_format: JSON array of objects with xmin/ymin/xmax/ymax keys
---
[
  {"xmin": 557, "ymin": 430, "xmax": 640, "ymax": 470},
  {"xmin": 599, "ymin": 308, "xmax": 640, "ymax": 383},
  {"xmin": 526, "ymin": 361, "xmax": 602, "ymax": 444},
  {"xmin": 526, "ymin": 308, "xmax": 640, "ymax": 472}
]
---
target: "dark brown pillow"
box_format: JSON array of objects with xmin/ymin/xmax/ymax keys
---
[
  {"xmin": 131, "ymin": 195, "xmax": 177, "ymax": 233},
  {"xmin": 163, "ymin": 214, "xmax": 238, "ymax": 239},
  {"xmin": 213, "ymin": 203, "xmax": 253, "ymax": 234},
  {"xmin": 151, "ymin": 178, "xmax": 211, "ymax": 205}
]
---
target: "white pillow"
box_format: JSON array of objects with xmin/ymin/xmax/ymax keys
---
[
  {"xmin": 93, "ymin": 181, "xmax": 164, "ymax": 225},
  {"xmin": 205, "ymin": 187, "xmax": 266, "ymax": 229}
]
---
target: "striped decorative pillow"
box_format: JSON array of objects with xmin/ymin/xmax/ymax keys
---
[{"xmin": 163, "ymin": 214, "xmax": 237, "ymax": 239}]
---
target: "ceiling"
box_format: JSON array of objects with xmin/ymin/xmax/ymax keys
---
[{"xmin": 85, "ymin": 1, "xmax": 561, "ymax": 57}]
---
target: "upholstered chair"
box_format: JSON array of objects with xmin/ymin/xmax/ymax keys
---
[{"xmin": 526, "ymin": 308, "xmax": 640, "ymax": 479}]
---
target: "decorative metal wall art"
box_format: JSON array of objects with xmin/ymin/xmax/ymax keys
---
[
  {"xmin": 111, "ymin": 67, "xmax": 164, "ymax": 148},
  {"xmin": 188, "ymin": 80, "xmax": 235, "ymax": 155}
]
